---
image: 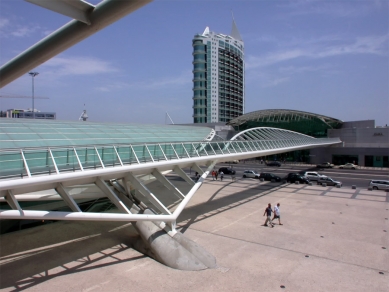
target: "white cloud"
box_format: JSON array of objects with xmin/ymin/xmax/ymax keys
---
[
  {"xmin": 146, "ymin": 71, "xmax": 191, "ymax": 88},
  {"xmin": 279, "ymin": 64, "xmax": 333, "ymax": 74},
  {"xmin": 262, "ymin": 77, "xmax": 290, "ymax": 88},
  {"xmin": 95, "ymin": 70, "xmax": 192, "ymax": 92},
  {"xmin": 0, "ymin": 16, "xmax": 41, "ymax": 38},
  {"xmin": 280, "ymin": 0, "xmax": 379, "ymax": 18},
  {"xmin": 246, "ymin": 34, "xmax": 389, "ymax": 69},
  {"xmin": 0, "ymin": 18, "xmax": 9, "ymax": 29},
  {"xmin": 42, "ymin": 56, "xmax": 119, "ymax": 76},
  {"xmin": 10, "ymin": 25, "xmax": 40, "ymax": 37}
]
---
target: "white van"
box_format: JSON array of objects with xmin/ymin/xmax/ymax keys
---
[
  {"xmin": 369, "ymin": 180, "xmax": 389, "ymax": 190},
  {"xmin": 303, "ymin": 171, "xmax": 326, "ymax": 181}
]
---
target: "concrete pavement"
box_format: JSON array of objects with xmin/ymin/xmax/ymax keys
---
[{"xmin": 0, "ymin": 177, "xmax": 388, "ymax": 291}]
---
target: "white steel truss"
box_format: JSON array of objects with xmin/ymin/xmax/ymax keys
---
[{"xmin": 0, "ymin": 127, "xmax": 341, "ymax": 234}]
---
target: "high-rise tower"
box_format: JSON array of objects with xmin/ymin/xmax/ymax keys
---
[{"xmin": 192, "ymin": 20, "xmax": 244, "ymax": 123}]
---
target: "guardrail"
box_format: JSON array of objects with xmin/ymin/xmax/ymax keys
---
[{"xmin": 0, "ymin": 137, "xmax": 340, "ymax": 181}]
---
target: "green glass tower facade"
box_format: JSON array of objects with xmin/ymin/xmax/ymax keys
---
[{"xmin": 192, "ymin": 22, "xmax": 245, "ymax": 124}]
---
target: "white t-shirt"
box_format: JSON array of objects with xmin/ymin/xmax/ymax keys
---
[{"xmin": 274, "ymin": 205, "xmax": 280, "ymax": 216}]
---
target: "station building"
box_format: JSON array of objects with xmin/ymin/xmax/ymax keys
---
[{"xmin": 227, "ymin": 109, "xmax": 389, "ymax": 167}]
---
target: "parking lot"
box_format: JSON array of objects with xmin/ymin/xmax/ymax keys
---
[{"xmin": 216, "ymin": 161, "xmax": 389, "ymax": 189}]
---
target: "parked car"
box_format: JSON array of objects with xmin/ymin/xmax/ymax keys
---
[
  {"xmin": 266, "ymin": 161, "xmax": 281, "ymax": 167},
  {"xmin": 218, "ymin": 167, "xmax": 236, "ymax": 175},
  {"xmin": 225, "ymin": 160, "xmax": 239, "ymax": 164},
  {"xmin": 317, "ymin": 177, "xmax": 342, "ymax": 187},
  {"xmin": 303, "ymin": 171, "xmax": 327, "ymax": 181},
  {"xmin": 339, "ymin": 163, "xmax": 357, "ymax": 169},
  {"xmin": 285, "ymin": 173, "xmax": 310, "ymax": 184},
  {"xmin": 243, "ymin": 170, "xmax": 260, "ymax": 179},
  {"xmin": 259, "ymin": 173, "xmax": 281, "ymax": 182},
  {"xmin": 316, "ymin": 162, "xmax": 334, "ymax": 168},
  {"xmin": 369, "ymin": 180, "xmax": 389, "ymax": 190}
]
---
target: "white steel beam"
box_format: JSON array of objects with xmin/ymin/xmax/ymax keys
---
[
  {"xmin": 95, "ymin": 147, "xmax": 105, "ymax": 168},
  {"xmin": 95, "ymin": 177, "xmax": 131, "ymax": 214},
  {"xmin": 0, "ymin": 161, "xmax": 217, "ymax": 222},
  {"xmin": 55, "ymin": 183, "xmax": 82, "ymax": 212},
  {"xmin": 74, "ymin": 148, "xmax": 84, "ymax": 171},
  {"xmin": 173, "ymin": 166, "xmax": 195, "ymax": 187},
  {"xmin": 20, "ymin": 150, "xmax": 31, "ymax": 178},
  {"xmin": 125, "ymin": 173, "xmax": 171, "ymax": 215},
  {"xmin": 5, "ymin": 190, "xmax": 22, "ymax": 211},
  {"xmin": 114, "ymin": 146, "xmax": 123, "ymax": 166},
  {"xmin": 109, "ymin": 180, "xmax": 137, "ymax": 210},
  {"xmin": 172, "ymin": 161, "xmax": 216, "ymax": 217},
  {"xmin": 1, "ymin": 0, "xmax": 153, "ymax": 87},
  {"xmin": 191, "ymin": 163, "xmax": 204, "ymax": 176},
  {"xmin": 151, "ymin": 169, "xmax": 185, "ymax": 199},
  {"xmin": 49, "ymin": 148, "xmax": 60, "ymax": 174},
  {"xmin": 0, "ymin": 210, "xmax": 174, "ymax": 222},
  {"xmin": 26, "ymin": 0, "xmax": 95, "ymax": 24}
]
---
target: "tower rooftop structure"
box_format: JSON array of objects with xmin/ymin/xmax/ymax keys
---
[{"xmin": 192, "ymin": 20, "xmax": 245, "ymax": 124}]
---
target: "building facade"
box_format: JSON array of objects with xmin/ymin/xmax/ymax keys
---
[
  {"xmin": 228, "ymin": 109, "xmax": 343, "ymax": 138},
  {"xmin": 2, "ymin": 108, "xmax": 56, "ymax": 119},
  {"xmin": 227, "ymin": 110, "xmax": 388, "ymax": 168},
  {"xmin": 192, "ymin": 21, "xmax": 244, "ymax": 124},
  {"xmin": 311, "ymin": 120, "xmax": 389, "ymax": 167}
]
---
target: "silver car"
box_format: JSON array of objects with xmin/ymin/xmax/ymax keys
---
[
  {"xmin": 369, "ymin": 180, "xmax": 389, "ymax": 190},
  {"xmin": 303, "ymin": 171, "xmax": 326, "ymax": 181},
  {"xmin": 243, "ymin": 170, "xmax": 260, "ymax": 179},
  {"xmin": 317, "ymin": 177, "xmax": 342, "ymax": 187}
]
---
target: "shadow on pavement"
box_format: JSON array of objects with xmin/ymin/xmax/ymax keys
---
[
  {"xmin": 0, "ymin": 221, "xmax": 143, "ymax": 291},
  {"xmin": 0, "ymin": 179, "xmax": 285, "ymax": 290},
  {"xmin": 178, "ymin": 179, "xmax": 286, "ymax": 233}
]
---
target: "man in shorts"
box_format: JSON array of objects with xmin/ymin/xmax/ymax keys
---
[
  {"xmin": 263, "ymin": 203, "xmax": 274, "ymax": 227},
  {"xmin": 272, "ymin": 203, "xmax": 282, "ymax": 225}
]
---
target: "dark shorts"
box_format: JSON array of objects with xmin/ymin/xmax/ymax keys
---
[{"xmin": 274, "ymin": 215, "xmax": 280, "ymax": 219}]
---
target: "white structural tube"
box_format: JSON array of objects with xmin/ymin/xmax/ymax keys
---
[
  {"xmin": 0, "ymin": 0, "xmax": 153, "ymax": 87},
  {"xmin": 0, "ymin": 210, "xmax": 175, "ymax": 222}
]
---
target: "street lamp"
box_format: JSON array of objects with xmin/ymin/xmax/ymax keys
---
[{"xmin": 28, "ymin": 72, "xmax": 39, "ymax": 119}]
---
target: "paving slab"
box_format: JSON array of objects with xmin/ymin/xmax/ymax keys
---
[{"xmin": 0, "ymin": 178, "xmax": 388, "ymax": 291}]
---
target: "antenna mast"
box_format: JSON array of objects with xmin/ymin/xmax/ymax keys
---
[
  {"xmin": 79, "ymin": 104, "xmax": 88, "ymax": 121},
  {"xmin": 165, "ymin": 112, "xmax": 175, "ymax": 124}
]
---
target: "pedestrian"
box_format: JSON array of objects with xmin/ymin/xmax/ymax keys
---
[
  {"xmin": 271, "ymin": 203, "xmax": 282, "ymax": 225},
  {"xmin": 263, "ymin": 203, "xmax": 274, "ymax": 227},
  {"xmin": 195, "ymin": 172, "xmax": 199, "ymax": 182},
  {"xmin": 215, "ymin": 171, "xmax": 218, "ymax": 181},
  {"xmin": 211, "ymin": 170, "xmax": 215, "ymax": 180},
  {"xmin": 220, "ymin": 171, "xmax": 224, "ymax": 181}
]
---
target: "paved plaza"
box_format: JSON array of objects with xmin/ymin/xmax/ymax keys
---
[{"xmin": 0, "ymin": 177, "xmax": 388, "ymax": 291}]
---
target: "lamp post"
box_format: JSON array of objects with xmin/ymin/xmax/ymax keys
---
[{"xmin": 28, "ymin": 72, "xmax": 39, "ymax": 119}]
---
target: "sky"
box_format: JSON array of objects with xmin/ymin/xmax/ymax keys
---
[{"xmin": 0, "ymin": 0, "xmax": 388, "ymax": 126}]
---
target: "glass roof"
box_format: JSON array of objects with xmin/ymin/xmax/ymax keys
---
[{"xmin": 0, "ymin": 119, "xmax": 213, "ymax": 150}]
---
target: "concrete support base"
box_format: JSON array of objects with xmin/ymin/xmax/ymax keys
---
[{"xmin": 132, "ymin": 215, "xmax": 217, "ymax": 271}]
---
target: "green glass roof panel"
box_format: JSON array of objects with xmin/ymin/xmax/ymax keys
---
[{"xmin": 0, "ymin": 119, "xmax": 212, "ymax": 150}]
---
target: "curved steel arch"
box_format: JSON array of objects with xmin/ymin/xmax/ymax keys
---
[
  {"xmin": 230, "ymin": 127, "xmax": 317, "ymax": 141},
  {"xmin": 227, "ymin": 109, "xmax": 342, "ymax": 128}
]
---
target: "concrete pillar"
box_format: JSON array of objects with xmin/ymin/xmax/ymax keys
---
[
  {"xmin": 132, "ymin": 209, "xmax": 216, "ymax": 271},
  {"xmin": 358, "ymin": 154, "xmax": 365, "ymax": 166}
]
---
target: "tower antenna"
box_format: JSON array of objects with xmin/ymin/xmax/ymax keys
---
[
  {"xmin": 79, "ymin": 104, "xmax": 88, "ymax": 121},
  {"xmin": 165, "ymin": 112, "xmax": 175, "ymax": 124}
]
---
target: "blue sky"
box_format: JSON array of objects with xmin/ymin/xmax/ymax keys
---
[{"xmin": 1, "ymin": 0, "xmax": 388, "ymax": 126}]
